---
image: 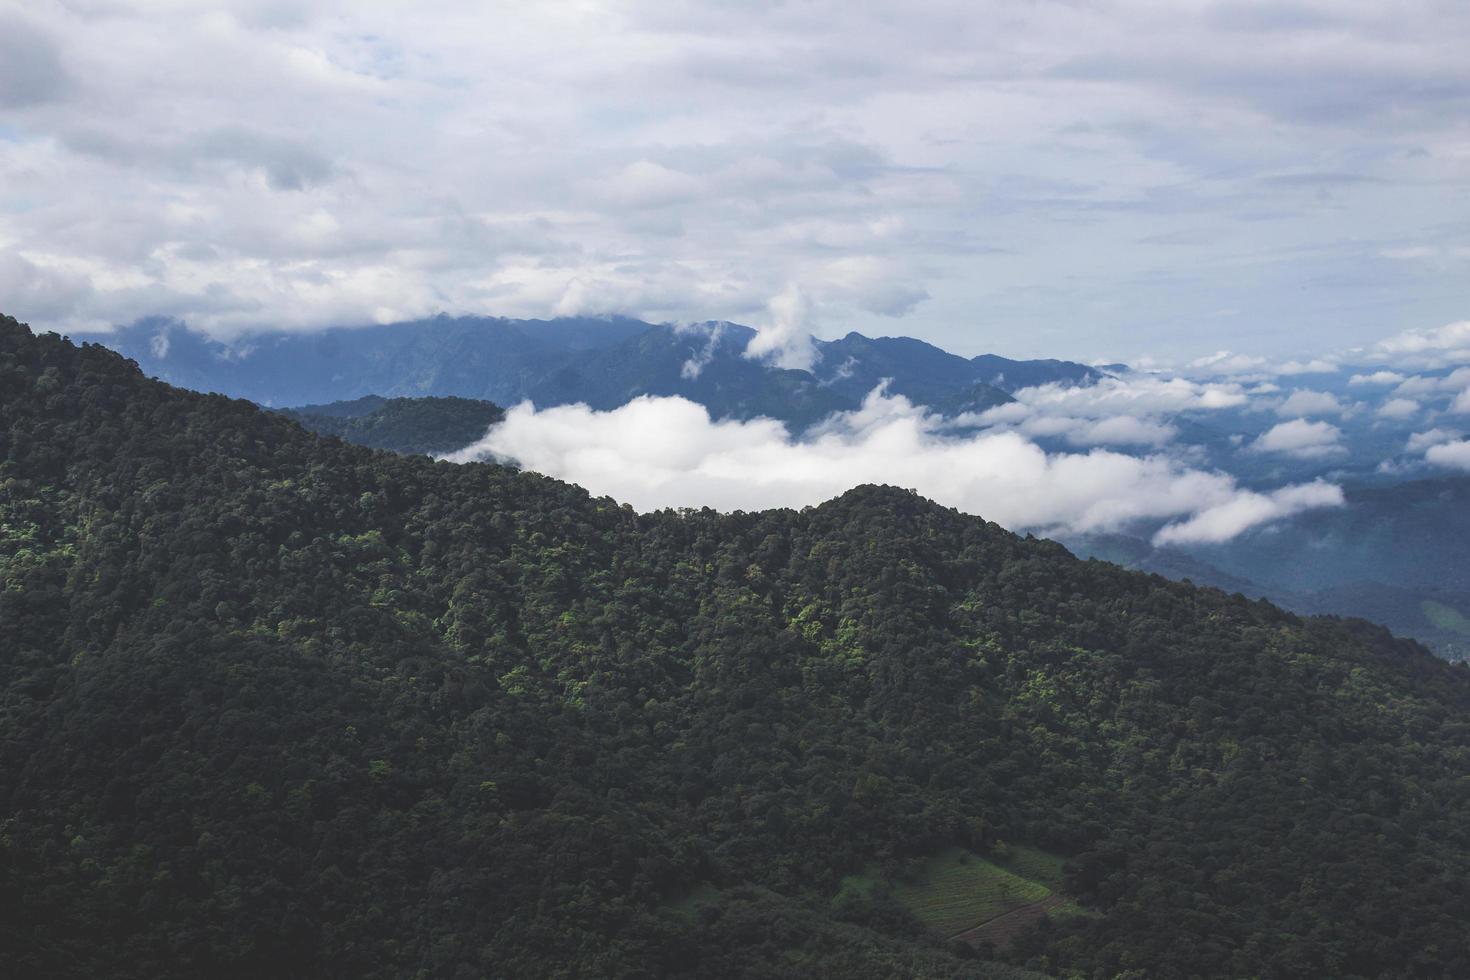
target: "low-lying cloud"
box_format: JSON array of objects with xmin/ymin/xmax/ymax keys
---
[
  {"xmin": 446, "ymin": 388, "xmax": 1341, "ymax": 545},
  {"xmin": 1186, "ymin": 351, "xmax": 1338, "ymax": 380},
  {"xmin": 1426, "ymin": 440, "xmax": 1470, "ymax": 471},
  {"xmin": 1373, "ymin": 320, "xmax": 1470, "ymax": 369},
  {"xmin": 1406, "ymin": 428, "xmax": 1461, "ymax": 453},
  {"xmin": 745, "ymin": 284, "xmax": 818, "ymax": 371},
  {"xmin": 957, "ymin": 373, "xmax": 1256, "ymax": 449},
  {"xmin": 1007, "ymin": 374, "xmax": 1250, "ymax": 416},
  {"xmin": 1252, "ymin": 418, "xmax": 1345, "ymax": 458},
  {"xmin": 1276, "ymin": 389, "xmax": 1347, "ymax": 417},
  {"xmin": 1153, "ymin": 482, "xmax": 1345, "ymax": 546}
]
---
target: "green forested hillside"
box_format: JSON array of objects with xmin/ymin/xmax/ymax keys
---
[
  {"xmin": 3, "ymin": 314, "xmax": 1470, "ymax": 979},
  {"xmin": 282, "ymin": 395, "xmax": 505, "ymax": 455}
]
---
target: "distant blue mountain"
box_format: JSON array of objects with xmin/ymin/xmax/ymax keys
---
[
  {"xmin": 101, "ymin": 314, "xmax": 1105, "ymax": 427},
  {"xmin": 108, "ymin": 314, "xmax": 650, "ymax": 408}
]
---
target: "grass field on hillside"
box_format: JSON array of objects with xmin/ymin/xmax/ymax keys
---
[
  {"xmin": 888, "ymin": 847, "xmax": 1052, "ymax": 937},
  {"xmin": 994, "ymin": 845, "xmax": 1067, "ymax": 891}
]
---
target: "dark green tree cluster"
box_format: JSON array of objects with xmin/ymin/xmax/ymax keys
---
[
  {"xmin": 282, "ymin": 395, "xmax": 505, "ymax": 456},
  {"xmin": 3, "ymin": 313, "xmax": 1469, "ymax": 979}
]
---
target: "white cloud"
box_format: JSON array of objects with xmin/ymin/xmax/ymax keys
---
[
  {"xmin": 1276, "ymin": 389, "xmax": 1344, "ymax": 417},
  {"xmin": 973, "ymin": 410, "xmax": 1178, "ymax": 447},
  {"xmin": 445, "ymin": 387, "xmax": 1340, "ymax": 543},
  {"xmin": 1064, "ymin": 415, "xmax": 1178, "ymax": 448},
  {"xmin": 744, "ymin": 283, "xmax": 818, "ymax": 371},
  {"xmin": 1152, "ymin": 481, "xmax": 1344, "ymax": 546},
  {"xmin": 1278, "ymin": 358, "xmax": 1339, "ymax": 376},
  {"xmin": 1425, "ymin": 440, "xmax": 1470, "ymax": 471},
  {"xmin": 1349, "ymin": 370, "xmax": 1406, "ymax": 386},
  {"xmin": 1184, "ymin": 351, "xmax": 1337, "ymax": 381},
  {"xmin": 1376, "ymin": 397, "xmax": 1419, "ymax": 420},
  {"xmin": 958, "ymin": 373, "xmax": 1260, "ymax": 449},
  {"xmin": 1007, "ymin": 374, "xmax": 1249, "ymax": 416},
  {"xmin": 1252, "ymin": 418, "xmax": 1345, "ymax": 458},
  {"xmin": 1391, "ymin": 369, "xmax": 1470, "ymax": 397},
  {"xmin": 1187, "ymin": 350, "xmax": 1270, "ymax": 376},
  {"xmin": 1406, "ymin": 428, "xmax": 1460, "ymax": 453},
  {"xmin": 1373, "ymin": 320, "xmax": 1470, "ymax": 368},
  {"xmin": 1452, "ymin": 387, "xmax": 1470, "ymax": 414}
]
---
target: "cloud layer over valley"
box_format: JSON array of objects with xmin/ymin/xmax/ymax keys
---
[{"xmin": 447, "ymin": 386, "xmax": 1343, "ymax": 544}]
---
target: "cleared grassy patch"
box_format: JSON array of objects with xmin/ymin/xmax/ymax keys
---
[
  {"xmin": 889, "ymin": 847, "xmax": 1051, "ymax": 937},
  {"xmin": 1423, "ymin": 600, "xmax": 1470, "ymax": 637},
  {"xmin": 995, "ymin": 844, "xmax": 1067, "ymax": 891}
]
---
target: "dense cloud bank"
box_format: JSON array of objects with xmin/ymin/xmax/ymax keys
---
[
  {"xmin": 448, "ymin": 388, "xmax": 1342, "ymax": 544},
  {"xmin": 3, "ymin": 2, "xmax": 1467, "ymax": 362}
]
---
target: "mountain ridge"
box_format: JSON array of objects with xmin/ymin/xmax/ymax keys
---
[
  {"xmin": 98, "ymin": 314, "xmax": 1098, "ymax": 426},
  {"xmin": 4, "ymin": 312, "xmax": 1470, "ymax": 978}
]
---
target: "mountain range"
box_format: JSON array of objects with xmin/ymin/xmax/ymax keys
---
[
  {"xmin": 6, "ymin": 312, "xmax": 1470, "ymax": 978},
  {"xmin": 104, "ymin": 315, "xmax": 1103, "ymax": 427}
]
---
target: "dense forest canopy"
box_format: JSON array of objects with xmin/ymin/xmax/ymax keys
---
[
  {"xmin": 3, "ymin": 313, "xmax": 1470, "ymax": 979},
  {"xmin": 281, "ymin": 395, "xmax": 505, "ymax": 456}
]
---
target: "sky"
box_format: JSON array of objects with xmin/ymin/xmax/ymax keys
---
[{"xmin": 1, "ymin": 0, "xmax": 1468, "ymax": 365}]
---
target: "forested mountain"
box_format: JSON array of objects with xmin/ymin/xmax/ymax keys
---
[
  {"xmin": 5, "ymin": 313, "xmax": 1470, "ymax": 979},
  {"xmin": 1068, "ymin": 476, "xmax": 1470, "ymax": 661},
  {"xmin": 101, "ymin": 315, "xmax": 1096, "ymax": 427},
  {"xmin": 282, "ymin": 396, "xmax": 505, "ymax": 456}
]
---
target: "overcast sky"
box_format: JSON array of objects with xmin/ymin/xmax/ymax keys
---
[{"xmin": 2, "ymin": 0, "xmax": 1467, "ymax": 362}]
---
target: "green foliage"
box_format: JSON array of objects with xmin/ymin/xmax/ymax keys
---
[
  {"xmin": 3, "ymin": 314, "xmax": 1470, "ymax": 979},
  {"xmin": 282, "ymin": 395, "xmax": 504, "ymax": 455}
]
